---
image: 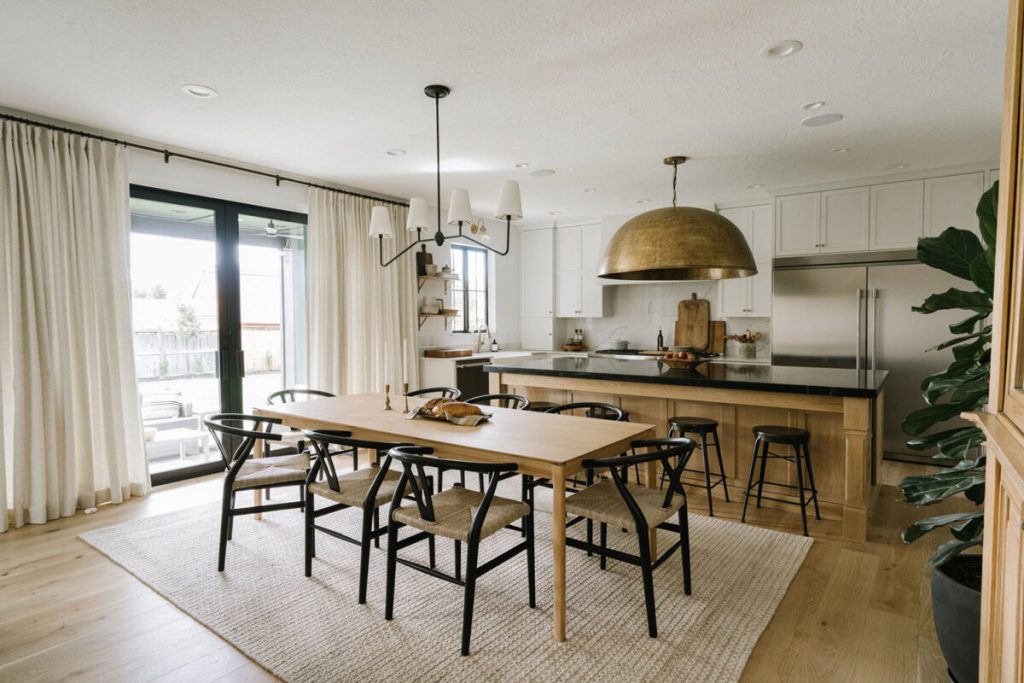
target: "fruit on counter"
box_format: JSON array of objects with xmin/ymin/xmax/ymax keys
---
[
  {"xmin": 663, "ymin": 352, "xmax": 674, "ymax": 360},
  {"xmin": 677, "ymin": 352, "xmax": 686, "ymax": 359},
  {"xmin": 687, "ymin": 352, "xmax": 697, "ymax": 360}
]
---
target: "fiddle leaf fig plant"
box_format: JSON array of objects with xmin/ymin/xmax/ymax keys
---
[{"xmin": 899, "ymin": 181, "xmax": 997, "ymax": 566}]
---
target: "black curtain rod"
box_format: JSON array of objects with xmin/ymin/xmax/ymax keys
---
[{"xmin": 0, "ymin": 112, "xmax": 409, "ymax": 208}]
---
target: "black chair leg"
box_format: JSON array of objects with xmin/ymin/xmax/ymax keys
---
[
  {"xmin": 373, "ymin": 507, "xmax": 381, "ymax": 548},
  {"xmin": 699, "ymin": 432, "xmax": 715, "ymax": 516},
  {"xmin": 526, "ymin": 511, "xmax": 536, "ymax": 608},
  {"xmin": 793, "ymin": 443, "xmax": 810, "ymax": 537},
  {"xmin": 461, "ymin": 541, "xmax": 480, "ymax": 656},
  {"xmin": 358, "ymin": 507, "xmax": 374, "ymax": 604},
  {"xmin": 385, "ymin": 520, "xmax": 399, "ymax": 621},
  {"xmin": 455, "ymin": 540, "xmax": 462, "ymax": 582},
  {"xmin": 637, "ymin": 529, "xmax": 658, "ymax": 638},
  {"xmin": 520, "ymin": 476, "xmax": 529, "ymax": 538},
  {"xmin": 227, "ymin": 492, "xmax": 236, "ymax": 540},
  {"xmin": 678, "ymin": 506, "xmax": 692, "ymax": 595},
  {"xmin": 218, "ymin": 484, "xmax": 232, "ymax": 572},
  {"xmin": 755, "ymin": 438, "xmax": 770, "ymax": 508},
  {"xmin": 477, "ymin": 472, "xmax": 485, "ymax": 491},
  {"xmin": 428, "ymin": 534, "xmax": 436, "ymax": 569},
  {"xmin": 712, "ymin": 430, "xmax": 730, "ymax": 502},
  {"xmin": 599, "ymin": 523, "xmax": 608, "ymax": 570},
  {"xmin": 802, "ymin": 442, "xmax": 822, "ymax": 520},
  {"xmin": 304, "ymin": 492, "xmax": 314, "ymax": 577},
  {"xmin": 741, "ymin": 437, "xmax": 761, "ymax": 522}
]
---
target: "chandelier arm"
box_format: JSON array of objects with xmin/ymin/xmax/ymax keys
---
[
  {"xmin": 378, "ymin": 233, "xmax": 431, "ymax": 268},
  {"xmin": 459, "ymin": 218, "xmax": 511, "ymax": 255}
]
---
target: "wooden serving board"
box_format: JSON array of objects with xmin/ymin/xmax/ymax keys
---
[
  {"xmin": 423, "ymin": 348, "xmax": 473, "ymax": 358},
  {"xmin": 710, "ymin": 320, "xmax": 726, "ymax": 354},
  {"xmin": 675, "ymin": 295, "xmax": 711, "ymax": 350}
]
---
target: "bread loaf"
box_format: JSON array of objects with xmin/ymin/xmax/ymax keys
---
[
  {"xmin": 440, "ymin": 401, "xmax": 484, "ymax": 418},
  {"xmin": 422, "ymin": 397, "xmax": 454, "ymax": 416}
]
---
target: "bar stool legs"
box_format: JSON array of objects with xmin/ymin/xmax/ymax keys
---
[
  {"xmin": 666, "ymin": 418, "xmax": 729, "ymax": 516},
  {"xmin": 741, "ymin": 426, "xmax": 820, "ymax": 536}
]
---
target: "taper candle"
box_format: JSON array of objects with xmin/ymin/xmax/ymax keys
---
[{"xmin": 402, "ymin": 338, "xmax": 408, "ymax": 385}]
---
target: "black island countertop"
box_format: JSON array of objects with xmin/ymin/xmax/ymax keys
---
[{"xmin": 484, "ymin": 356, "xmax": 888, "ymax": 398}]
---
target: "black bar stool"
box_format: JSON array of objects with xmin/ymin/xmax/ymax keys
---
[
  {"xmin": 741, "ymin": 425, "xmax": 820, "ymax": 536},
  {"xmin": 666, "ymin": 417, "xmax": 730, "ymax": 516},
  {"xmin": 526, "ymin": 401, "xmax": 558, "ymax": 413}
]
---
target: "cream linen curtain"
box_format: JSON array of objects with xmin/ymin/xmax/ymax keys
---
[
  {"xmin": 0, "ymin": 121, "xmax": 149, "ymax": 532},
  {"xmin": 307, "ymin": 188, "xmax": 419, "ymax": 395}
]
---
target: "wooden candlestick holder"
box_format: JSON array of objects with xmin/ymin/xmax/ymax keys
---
[{"xmin": 384, "ymin": 383, "xmax": 392, "ymax": 411}]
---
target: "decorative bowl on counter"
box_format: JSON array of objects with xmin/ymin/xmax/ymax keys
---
[{"xmin": 658, "ymin": 357, "xmax": 709, "ymax": 370}]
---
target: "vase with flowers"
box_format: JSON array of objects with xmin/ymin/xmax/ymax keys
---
[{"xmin": 725, "ymin": 329, "xmax": 763, "ymax": 359}]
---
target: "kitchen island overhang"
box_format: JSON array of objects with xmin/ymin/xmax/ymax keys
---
[{"xmin": 486, "ymin": 356, "xmax": 888, "ymax": 540}]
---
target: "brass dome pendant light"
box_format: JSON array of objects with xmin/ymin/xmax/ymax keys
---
[{"xmin": 598, "ymin": 156, "xmax": 757, "ymax": 280}]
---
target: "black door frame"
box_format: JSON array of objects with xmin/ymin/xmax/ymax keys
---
[{"xmin": 130, "ymin": 185, "xmax": 307, "ymax": 486}]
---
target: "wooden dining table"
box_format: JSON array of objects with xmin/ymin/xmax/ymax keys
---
[{"xmin": 252, "ymin": 392, "xmax": 656, "ymax": 642}]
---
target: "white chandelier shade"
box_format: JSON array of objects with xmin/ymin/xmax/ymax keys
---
[
  {"xmin": 405, "ymin": 197, "xmax": 432, "ymax": 231},
  {"xmin": 446, "ymin": 188, "xmax": 474, "ymax": 226},
  {"xmin": 495, "ymin": 180, "xmax": 523, "ymax": 219},
  {"xmin": 368, "ymin": 206, "xmax": 394, "ymax": 238}
]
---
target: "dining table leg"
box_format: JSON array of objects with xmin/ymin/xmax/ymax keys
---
[
  {"xmin": 253, "ymin": 437, "xmax": 263, "ymax": 521},
  {"xmin": 551, "ymin": 465, "xmax": 567, "ymax": 642}
]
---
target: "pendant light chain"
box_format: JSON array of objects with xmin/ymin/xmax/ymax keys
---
[
  {"xmin": 672, "ymin": 160, "xmax": 678, "ymax": 207},
  {"xmin": 435, "ymin": 95, "xmax": 442, "ymax": 238}
]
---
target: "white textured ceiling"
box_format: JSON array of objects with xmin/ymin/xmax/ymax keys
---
[{"xmin": 0, "ymin": 0, "xmax": 1008, "ymax": 226}]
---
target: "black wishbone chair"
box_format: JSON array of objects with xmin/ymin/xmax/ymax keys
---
[
  {"xmin": 303, "ymin": 430, "xmax": 412, "ymax": 604},
  {"xmin": 464, "ymin": 393, "xmax": 531, "ymax": 411},
  {"xmin": 261, "ymin": 389, "xmax": 338, "ymax": 499},
  {"xmin": 384, "ymin": 446, "xmax": 536, "ymax": 656},
  {"xmin": 405, "ymin": 386, "xmax": 461, "ymax": 400},
  {"xmin": 204, "ymin": 414, "xmax": 308, "ymax": 571},
  {"xmin": 564, "ymin": 437, "xmax": 697, "ymax": 638}
]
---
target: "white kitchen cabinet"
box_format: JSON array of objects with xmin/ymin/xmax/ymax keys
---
[
  {"xmin": 775, "ymin": 192, "xmax": 821, "ymax": 256},
  {"xmin": 520, "ymin": 317, "xmax": 554, "ymax": 350},
  {"xmin": 820, "ymin": 187, "xmax": 869, "ymax": 253},
  {"xmin": 555, "ymin": 225, "xmax": 606, "ymax": 317},
  {"xmin": 720, "ymin": 203, "xmax": 773, "ymax": 261},
  {"xmin": 924, "ymin": 172, "xmax": 985, "ymax": 238},
  {"xmin": 520, "ymin": 227, "xmax": 555, "ymax": 349},
  {"xmin": 720, "ymin": 262, "xmax": 771, "ymax": 317},
  {"xmin": 869, "ymin": 180, "xmax": 924, "ymax": 250}
]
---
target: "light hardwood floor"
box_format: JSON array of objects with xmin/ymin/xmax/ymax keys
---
[{"xmin": 0, "ymin": 460, "xmax": 967, "ymax": 682}]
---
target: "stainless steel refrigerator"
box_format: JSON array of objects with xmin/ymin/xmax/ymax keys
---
[{"xmin": 772, "ymin": 255, "xmax": 966, "ymax": 462}]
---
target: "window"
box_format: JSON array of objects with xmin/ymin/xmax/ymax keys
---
[{"xmin": 450, "ymin": 244, "xmax": 489, "ymax": 333}]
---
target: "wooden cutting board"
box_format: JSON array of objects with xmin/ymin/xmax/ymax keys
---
[
  {"xmin": 423, "ymin": 348, "xmax": 474, "ymax": 358},
  {"xmin": 675, "ymin": 294, "xmax": 711, "ymax": 350}
]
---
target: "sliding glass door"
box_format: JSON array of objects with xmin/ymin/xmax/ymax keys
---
[{"xmin": 128, "ymin": 186, "xmax": 307, "ymax": 485}]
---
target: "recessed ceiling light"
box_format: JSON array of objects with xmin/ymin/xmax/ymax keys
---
[
  {"xmin": 515, "ymin": 162, "xmax": 530, "ymax": 168},
  {"xmin": 801, "ymin": 100, "xmax": 825, "ymax": 110},
  {"xmin": 760, "ymin": 40, "xmax": 803, "ymax": 59},
  {"xmin": 583, "ymin": 187, "xmax": 597, "ymax": 193},
  {"xmin": 529, "ymin": 169, "xmax": 556, "ymax": 177},
  {"xmin": 748, "ymin": 183, "xmax": 765, "ymax": 189},
  {"xmin": 549, "ymin": 211, "xmax": 561, "ymax": 216},
  {"xmin": 890, "ymin": 162, "xmax": 910, "ymax": 170},
  {"xmin": 171, "ymin": 208, "xmax": 187, "ymax": 214},
  {"xmin": 801, "ymin": 113, "xmax": 844, "ymax": 127},
  {"xmin": 636, "ymin": 198, "xmax": 652, "ymax": 204},
  {"xmin": 386, "ymin": 148, "xmax": 406, "ymax": 156},
  {"xmin": 831, "ymin": 147, "xmax": 850, "ymax": 154},
  {"xmin": 181, "ymin": 83, "xmax": 218, "ymax": 99}
]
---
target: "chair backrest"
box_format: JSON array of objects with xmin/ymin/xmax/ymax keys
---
[
  {"xmin": 405, "ymin": 386, "xmax": 461, "ymax": 400},
  {"xmin": 302, "ymin": 429, "xmax": 409, "ymax": 494},
  {"xmin": 204, "ymin": 414, "xmax": 283, "ymax": 470},
  {"xmin": 582, "ymin": 437, "xmax": 698, "ymax": 526},
  {"xmin": 267, "ymin": 388, "xmax": 335, "ymax": 405},
  {"xmin": 387, "ymin": 446, "xmax": 518, "ymax": 541},
  {"xmin": 545, "ymin": 401, "xmax": 625, "ymax": 421},
  {"xmin": 464, "ymin": 393, "xmax": 531, "ymax": 410}
]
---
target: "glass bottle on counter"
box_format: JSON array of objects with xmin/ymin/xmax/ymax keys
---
[{"xmin": 657, "ymin": 329, "xmax": 664, "ymax": 351}]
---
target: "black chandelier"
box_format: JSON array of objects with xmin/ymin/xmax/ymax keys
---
[{"xmin": 370, "ymin": 84, "xmax": 523, "ymax": 267}]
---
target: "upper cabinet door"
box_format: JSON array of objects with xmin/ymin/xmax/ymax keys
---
[
  {"xmin": 869, "ymin": 180, "xmax": 924, "ymax": 250},
  {"xmin": 555, "ymin": 226, "xmax": 582, "ymax": 317},
  {"xmin": 521, "ymin": 227, "xmax": 554, "ymax": 272},
  {"xmin": 555, "ymin": 226, "xmax": 582, "ymax": 273},
  {"xmin": 719, "ymin": 276, "xmax": 748, "ymax": 317},
  {"xmin": 924, "ymin": 172, "xmax": 985, "ymax": 238},
  {"xmin": 749, "ymin": 204, "xmax": 774, "ymax": 262},
  {"xmin": 748, "ymin": 266, "xmax": 772, "ymax": 316},
  {"xmin": 820, "ymin": 187, "xmax": 870, "ymax": 253},
  {"xmin": 578, "ymin": 227, "xmax": 606, "ymax": 317},
  {"xmin": 775, "ymin": 193, "xmax": 821, "ymax": 256}
]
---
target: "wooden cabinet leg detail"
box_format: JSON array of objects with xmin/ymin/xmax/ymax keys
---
[
  {"xmin": 551, "ymin": 466, "xmax": 567, "ymax": 642},
  {"xmin": 842, "ymin": 398, "xmax": 872, "ymax": 541}
]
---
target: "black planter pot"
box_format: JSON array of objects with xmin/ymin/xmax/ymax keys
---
[{"xmin": 931, "ymin": 555, "xmax": 982, "ymax": 683}]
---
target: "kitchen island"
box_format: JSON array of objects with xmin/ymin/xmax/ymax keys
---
[{"xmin": 486, "ymin": 356, "xmax": 888, "ymax": 540}]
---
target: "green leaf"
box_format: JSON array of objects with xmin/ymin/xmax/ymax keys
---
[
  {"xmin": 930, "ymin": 537, "xmax": 983, "ymax": 567},
  {"xmin": 916, "ymin": 228, "xmax": 984, "ymax": 281},
  {"xmin": 900, "ymin": 466, "xmax": 986, "ymax": 506},
  {"xmin": 906, "ymin": 426, "xmax": 976, "ymax": 450},
  {"xmin": 949, "ymin": 312, "xmax": 988, "ymax": 334},
  {"xmin": 931, "ymin": 326, "xmax": 991, "ymax": 351},
  {"xmin": 952, "ymin": 336, "xmax": 990, "ymax": 361},
  {"xmin": 969, "ymin": 250, "xmax": 995, "ymax": 295},
  {"xmin": 977, "ymin": 180, "xmax": 998, "ymax": 249},
  {"xmin": 935, "ymin": 426, "xmax": 986, "ymax": 460},
  {"xmin": 901, "ymin": 402, "xmax": 974, "ymax": 436},
  {"xmin": 912, "ymin": 287, "xmax": 992, "ymax": 315},
  {"xmin": 902, "ymin": 510, "xmax": 984, "ymax": 544}
]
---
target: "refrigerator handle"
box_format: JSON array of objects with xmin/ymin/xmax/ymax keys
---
[
  {"xmin": 856, "ymin": 289, "xmax": 866, "ymax": 371},
  {"xmin": 869, "ymin": 289, "xmax": 880, "ymax": 371}
]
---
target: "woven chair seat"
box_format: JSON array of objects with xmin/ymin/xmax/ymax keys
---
[
  {"xmin": 308, "ymin": 467, "xmax": 402, "ymax": 508},
  {"xmin": 233, "ymin": 452, "xmax": 308, "ymax": 490},
  {"xmin": 565, "ymin": 480, "xmax": 682, "ymax": 529},
  {"xmin": 392, "ymin": 486, "xmax": 530, "ymax": 542}
]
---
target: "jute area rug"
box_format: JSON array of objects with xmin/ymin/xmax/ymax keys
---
[{"xmin": 81, "ymin": 483, "xmax": 812, "ymax": 682}]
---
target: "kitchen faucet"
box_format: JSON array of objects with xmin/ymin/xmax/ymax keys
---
[{"xmin": 476, "ymin": 323, "xmax": 490, "ymax": 354}]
